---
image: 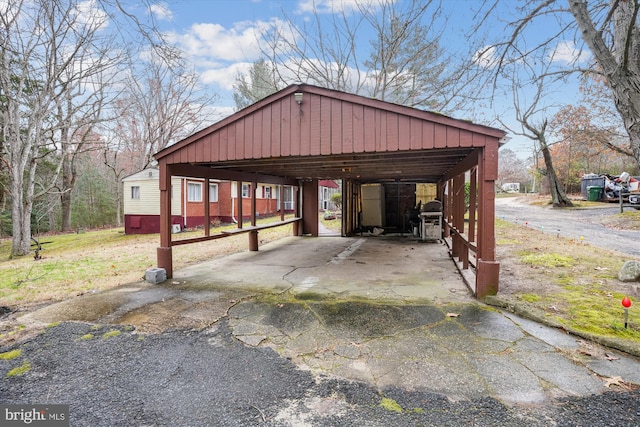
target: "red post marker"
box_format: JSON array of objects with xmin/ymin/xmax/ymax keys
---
[{"xmin": 622, "ymin": 297, "xmax": 632, "ymax": 329}]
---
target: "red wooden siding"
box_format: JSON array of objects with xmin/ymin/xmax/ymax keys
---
[{"xmin": 160, "ymin": 90, "xmax": 501, "ymax": 166}]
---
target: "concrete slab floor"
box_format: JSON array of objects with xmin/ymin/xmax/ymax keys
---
[{"xmin": 16, "ymin": 234, "xmax": 640, "ymax": 405}]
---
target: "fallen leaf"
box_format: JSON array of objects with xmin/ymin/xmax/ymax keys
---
[
  {"xmin": 446, "ymin": 313, "xmax": 460, "ymax": 318},
  {"xmin": 603, "ymin": 376, "xmax": 624, "ymax": 388}
]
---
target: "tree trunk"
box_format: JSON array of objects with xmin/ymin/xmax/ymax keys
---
[
  {"xmin": 540, "ymin": 140, "xmax": 573, "ymax": 207},
  {"xmin": 10, "ymin": 188, "xmax": 31, "ymax": 257},
  {"xmin": 60, "ymin": 153, "xmax": 74, "ymax": 232},
  {"xmin": 115, "ymin": 181, "xmax": 122, "ymax": 227},
  {"xmin": 569, "ymin": 0, "xmax": 640, "ymax": 170},
  {"xmin": 10, "ymin": 160, "xmax": 35, "ymax": 257}
]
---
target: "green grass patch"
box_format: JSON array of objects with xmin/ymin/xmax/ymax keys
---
[
  {"xmin": 0, "ymin": 349, "xmax": 22, "ymax": 360},
  {"xmin": 6, "ymin": 361, "xmax": 31, "ymax": 377},
  {"xmin": 519, "ymin": 294, "xmax": 541, "ymax": 303},
  {"xmin": 379, "ymin": 397, "xmax": 403, "ymax": 413},
  {"xmin": 102, "ymin": 330, "xmax": 121, "ymax": 340},
  {"xmin": 519, "ymin": 252, "xmax": 574, "ymax": 268},
  {"xmin": 79, "ymin": 334, "xmax": 94, "ymax": 341},
  {"xmin": 520, "ymin": 284, "xmax": 640, "ymax": 340},
  {"xmin": 0, "ymin": 219, "xmax": 296, "ymax": 307},
  {"xmin": 496, "ymin": 213, "xmax": 640, "ymax": 346},
  {"xmin": 496, "ymin": 238, "xmax": 523, "ymax": 245}
]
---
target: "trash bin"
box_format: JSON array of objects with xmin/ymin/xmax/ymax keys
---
[{"xmin": 587, "ymin": 186, "xmax": 602, "ymax": 201}]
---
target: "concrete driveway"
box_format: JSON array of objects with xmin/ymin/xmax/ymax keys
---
[{"xmin": 13, "ymin": 235, "xmax": 640, "ymax": 407}]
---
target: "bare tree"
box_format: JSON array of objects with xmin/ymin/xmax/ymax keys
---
[
  {"xmin": 0, "ymin": 0, "xmax": 125, "ymax": 256},
  {"xmin": 110, "ymin": 54, "xmax": 218, "ymax": 173},
  {"xmin": 259, "ymin": 0, "xmax": 461, "ymax": 112},
  {"xmin": 479, "ymin": 0, "xmax": 640, "ymax": 170},
  {"xmin": 497, "ymin": 57, "xmax": 573, "ymax": 207},
  {"xmin": 362, "ymin": 0, "xmax": 447, "ymax": 109},
  {"xmin": 498, "ymin": 148, "xmax": 530, "ymax": 188}
]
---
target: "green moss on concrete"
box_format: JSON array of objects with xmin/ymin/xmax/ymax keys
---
[
  {"xmin": 379, "ymin": 397, "xmax": 403, "ymax": 413},
  {"xmin": 102, "ymin": 330, "xmax": 121, "ymax": 340},
  {"xmin": 6, "ymin": 361, "xmax": 30, "ymax": 377},
  {"xmin": 0, "ymin": 349, "xmax": 22, "ymax": 360}
]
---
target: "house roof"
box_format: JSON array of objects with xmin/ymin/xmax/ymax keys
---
[
  {"xmin": 319, "ymin": 180, "xmax": 339, "ymax": 188},
  {"xmin": 122, "ymin": 168, "xmax": 160, "ymax": 182},
  {"xmin": 155, "ymin": 84, "xmax": 506, "ymax": 184}
]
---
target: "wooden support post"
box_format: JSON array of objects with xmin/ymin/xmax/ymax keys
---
[
  {"xmin": 476, "ymin": 260, "xmax": 500, "ymax": 299},
  {"xmin": 280, "ymin": 185, "xmax": 285, "ymax": 221},
  {"xmin": 251, "ymin": 181, "xmax": 257, "ymax": 227},
  {"xmin": 468, "ymin": 167, "xmax": 477, "ymax": 243},
  {"xmin": 157, "ymin": 246, "xmax": 173, "ymax": 278},
  {"xmin": 236, "ymin": 180, "xmax": 243, "ymax": 228},
  {"xmin": 476, "ymin": 142, "xmax": 500, "ymax": 298},
  {"xmin": 157, "ymin": 161, "xmax": 173, "ymax": 278},
  {"xmin": 302, "ymin": 180, "xmax": 319, "ymax": 236},
  {"xmin": 293, "ymin": 185, "xmax": 301, "ymax": 236},
  {"xmin": 204, "ymin": 178, "xmax": 210, "ymax": 237},
  {"xmin": 249, "ymin": 181, "xmax": 258, "ymax": 250},
  {"xmin": 249, "ymin": 230, "xmax": 259, "ymax": 251}
]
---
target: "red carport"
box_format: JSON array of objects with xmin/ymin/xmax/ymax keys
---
[{"xmin": 153, "ymin": 84, "xmax": 506, "ymax": 299}]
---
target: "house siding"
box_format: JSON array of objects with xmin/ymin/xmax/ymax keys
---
[
  {"xmin": 123, "ymin": 170, "xmax": 292, "ymax": 233},
  {"xmin": 123, "ymin": 169, "xmax": 184, "ymax": 234}
]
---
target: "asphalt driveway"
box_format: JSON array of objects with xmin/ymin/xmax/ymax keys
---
[{"xmin": 495, "ymin": 197, "xmax": 640, "ymax": 256}]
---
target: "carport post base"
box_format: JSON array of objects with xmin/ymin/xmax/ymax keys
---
[
  {"xmin": 249, "ymin": 230, "xmax": 259, "ymax": 251},
  {"xmin": 476, "ymin": 259, "xmax": 499, "ymax": 299},
  {"xmin": 157, "ymin": 246, "xmax": 173, "ymax": 279}
]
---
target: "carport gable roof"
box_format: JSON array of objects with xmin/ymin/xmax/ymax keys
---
[{"xmin": 155, "ymin": 84, "xmax": 505, "ymax": 183}]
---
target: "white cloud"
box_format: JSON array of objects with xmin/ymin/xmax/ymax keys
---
[
  {"xmin": 472, "ymin": 45, "xmax": 499, "ymax": 68},
  {"xmin": 296, "ymin": 0, "xmax": 379, "ymax": 15},
  {"xmin": 169, "ymin": 19, "xmax": 280, "ymax": 63},
  {"xmin": 200, "ymin": 62, "xmax": 253, "ymax": 90},
  {"xmin": 548, "ymin": 40, "xmax": 591, "ymax": 64},
  {"xmin": 149, "ymin": 2, "xmax": 173, "ymax": 21},
  {"xmin": 75, "ymin": 0, "xmax": 109, "ymax": 31}
]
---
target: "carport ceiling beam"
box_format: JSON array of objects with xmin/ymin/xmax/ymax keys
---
[{"xmin": 169, "ymin": 163, "xmax": 299, "ymax": 186}]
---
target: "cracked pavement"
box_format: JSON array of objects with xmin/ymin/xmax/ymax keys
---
[{"xmin": 10, "ymin": 235, "xmax": 640, "ymax": 409}]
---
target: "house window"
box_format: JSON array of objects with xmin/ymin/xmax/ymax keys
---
[
  {"xmin": 264, "ymin": 187, "xmax": 272, "ymax": 199},
  {"xmin": 188, "ymin": 182, "xmax": 202, "ymax": 202},
  {"xmin": 242, "ymin": 184, "xmax": 251, "ymax": 198},
  {"xmin": 131, "ymin": 186, "xmax": 140, "ymax": 200},
  {"xmin": 209, "ymin": 184, "xmax": 218, "ymax": 202}
]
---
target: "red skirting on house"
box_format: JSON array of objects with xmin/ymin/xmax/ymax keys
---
[{"xmin": 124, "ymin": 214, "xmax": 182, "ymax": 235}]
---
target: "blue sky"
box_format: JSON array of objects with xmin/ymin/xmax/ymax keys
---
[{"xmin": 128, "ymin": 0, "xmax": 593, "ymax": 161}]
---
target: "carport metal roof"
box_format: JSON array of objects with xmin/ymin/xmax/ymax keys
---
[{"xmin": 154, "ymin": 84, "xmax": 507, "ymax": 299}]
